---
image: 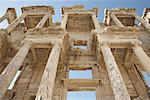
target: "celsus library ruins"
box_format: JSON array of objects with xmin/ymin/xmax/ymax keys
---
[{"xmin": 0, "ymin": 4, "xmax": 150, "ymax": 100}]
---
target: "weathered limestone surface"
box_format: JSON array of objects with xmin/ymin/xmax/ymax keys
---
[
  {"xmin": 0, "ymin": 5, "xmax": 150, "ymax": 100},
  {"xmin": 60, "ymin": 14, "xmax": 68, "ymax": 29},
  {"xmin": 91, "ymin": 13, "xmax": 101, "ymax": 29},
  {"xmin": 101, "ymin": 44, "xmax": 131, "ymax": 100},
  {"xmin": 35, "ymin": 13, "xmax": 51, "ymax": 28},
  {"xmin": 110, "ymin": 13, "xmax": 125, "ymax": 27},
  {"xmin": 6, "ymin": 8, "xmax": 17, "ymax": 24},
  {"xmin": 0, "ymin": 41, "xmax": 31, "ymax": 99},
  {"xmin": 6, "ymin": 13, "xmax": 27, "ymax": 33},
  {"xmin": 134, "ymin": 14, "xmax": 150, "ymax": 30},
  {"xmin": 0, "ymin": 14, "xmax": 7, "ymax": 23},
  {"xmin": 35, "ymin": 43, "xmax": 61, "ymax": 100},
  {"xmin": 132, "ymin": 43, "xmax": 150, "ymax": 72}
]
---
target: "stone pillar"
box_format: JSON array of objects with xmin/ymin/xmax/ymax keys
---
[
  {"xmin": 110, "ymin": 13, "xmax": 125, "ymax": 28},
  {"xmin": 87, "ymin": 38, "xmax": 92, "ymax": 51},
  {"xmin": 36, "ymin": 13, "xmax": 51, "ymax": 28},
  {"xmin": 60, "ymin": 14, "xmax": 68, "ymax": 30},
  {"xmin": 0, "ymin": 13, "xmax": 7, "ymax": 23},
  {"xmin": 49, "ymin": 15, "xmax": 53, "ymax": 26},
  {"xmin": 6, "ymin": 8, "xmax": 17, "ymax": 24},
  {"xmin": 6, "ymin": 13, "xmax": 28, "ymax": 33},
  {"xmin": 145, "ymin": 12, "xmax": 150, "ymax": 23},
  {"xmin": 132, "ymin": 43, "xmax": 150, "ymax": 73},
  {"xmin": 133, "ymin": 14, "xmax": 150, "ymax": 31},
  {"xmin": 91, "ymin": 13, "xmax": 101, "ymax": 29},
  {"xmin": 35, "ymin": 43, "xmax": 61, "ymax": 100},
  {"xmin": 100, "ymin": 43, "xmax": 131, "ymax": 100},
  {"xmin": 0, "ymin": 41, "xmax": 32, "ymax": 99}
]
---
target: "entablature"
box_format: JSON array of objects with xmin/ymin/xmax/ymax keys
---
[
  {"xmin": 62, "ymin": 5, "xmax": 98, "ymax": 16},
  {"xmin": 21, "ymin": 6, "xmax": 54, "ymax": 29},
  {"xmin": 104, "ymin": 8, "xmax": 136, "ymax": 26},
  {"xmin": 25, "ymin": 26, "xmax": 65, "ymax": 35},
  {"xmin": 103, "ymin": 26, "xmax": 144, "ymax": 34},
  {"xmin": 21, "ymin": 6, "xmax": 54, "ymax": 14}
]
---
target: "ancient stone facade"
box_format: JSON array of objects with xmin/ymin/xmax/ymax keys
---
[{"xmin": 0, "ymin": 5, "xmax": 150, "ymax": 100}]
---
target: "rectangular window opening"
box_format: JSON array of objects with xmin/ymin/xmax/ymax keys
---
[
  {"xmin": 69, "ymin": 70, "xmax": 93, "ymax": 79},
  {"xmin": 67, "ymin": 91, "xmax": 96, "ymax": 100},
  {"xmin": 73, "ymin": 40, "xmax": 87, "ymax": 49},
  {"xmin": 73, "ymin": 45, "xmax": 87, "ymax": 49}
]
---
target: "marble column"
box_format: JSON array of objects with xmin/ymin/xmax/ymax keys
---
[
  {"xmin": 0, "ymin": 41, "xmax": 32, "ymax": 99},
  {"xmin": 110, "ymin": 13, "xmax": 125, "ymax": 28},
  {"xmin": 6, "ymin": 13, "xmax": 28, "ymax": 33},
  {"xmin": 132, "ymin": 43, "xmax": 150, "ymax": 73},
  {"xmin": 91, "ymin": 13, "xmax": 101, "ymax": 29},
  {"xmin": 101, "ymin": 43, "xmax": 131, "ymax": 100},
  {"xmin": 35, "ymin": 43, "xmax": 61, "ymax": 100},
  {"xmin": 36, "ymin": 13, "xmax": 51, "ymax": 28},
  {"xmin": 0, "ymin": 13, "xmax": 7, "ymax": 23},
  {"xmin": 60, "ymin": 14, "xmax": 68, "ymax": 30}
]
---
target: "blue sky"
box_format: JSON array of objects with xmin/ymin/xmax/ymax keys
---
[
  {"xmin": 0, "ymin": 0, "xmax": 150, "ymax": 25},
  {"xmin": 0, "ymin": 0, "xmax": 150, "ymax": 99},
  {"xmin": 67, "ymin": 91, "xmax": 96, "ymax": 100}
]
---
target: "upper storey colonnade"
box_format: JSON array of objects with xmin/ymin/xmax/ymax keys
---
[{"xmin": 0, "ymin": 5, "xmax": 150, "ymax": 100}]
